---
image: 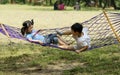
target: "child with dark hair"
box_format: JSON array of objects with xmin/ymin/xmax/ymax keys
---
[
  {"xmin": 54, "ymin": 0, "xmax": 59, "ymax": 10},
  {"xmin": 21, "ymin": 19, "xmax": 34, "ymax": 36},
  {"xmin": 21, "ymin": 20, "xmax": 67, "ymax": 46},
  {"xmin": 57, "ymin": 23, "xmax": 91, "ymax": 53}
]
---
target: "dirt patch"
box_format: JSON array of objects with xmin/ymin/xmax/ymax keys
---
[{"xmin": 18, "ymin": 62, "xmax": 85, "ymax": 75}]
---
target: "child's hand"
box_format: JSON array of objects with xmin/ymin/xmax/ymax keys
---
[{"xmin": 75, "ymin": 50, "xmax": 82, "ymax": 53}]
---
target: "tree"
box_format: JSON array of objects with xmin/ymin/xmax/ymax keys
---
[
  {"xmin": 9, "ymin": 0, "xmax": 15, "ymax": 4},
  {"xmin": 111, "ymin": 0, "xmax": 117, "ymax": 9},
  {"xmin": 22, "ymin": 0, "xmax": 26, "ymax": 4},
  {"xmin": 28, "ymin": 0, "xmax": 32, "ymax": 4},
  {"xmin": 50, "ymin": 0, "xmax": 52, "ymax": 5},
  {"xmin": 103, "ymin": 0, "xmax": 120, "ymax": 10},
  {"xmin": 84, "ymin": 0, "xmax": 91, "ymax": 7},
  {"xmin": 99, "ymin": 0, "xmax": 103, "ymax": 7}
]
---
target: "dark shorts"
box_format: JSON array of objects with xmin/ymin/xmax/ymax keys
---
[{"xmin": 45, "ymin": 34, "xmax": 58, "ymax": 44}]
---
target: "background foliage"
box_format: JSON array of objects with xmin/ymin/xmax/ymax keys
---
[{"xmin": 1, "ymin": 0, "xmax": 120, "ymax": 9}]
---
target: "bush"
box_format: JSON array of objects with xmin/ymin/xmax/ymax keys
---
[{"xmin": 0, "ymin": 0, "xmax": 8, "ymax": 4}]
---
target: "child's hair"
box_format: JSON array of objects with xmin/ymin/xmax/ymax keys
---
[
  {"xmin": 71, "ymin": 23, "xmax": 83, "ymax": 33},
  {"xmin": 22, "ymin": 19, "xmax": 34, "ymax": 27},
  {"xmin": 21, "ymin": 19, "xmax": 34, "ymax": 36}
]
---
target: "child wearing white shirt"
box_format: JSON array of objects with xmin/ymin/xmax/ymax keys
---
[{"xmin": 57, "ymin": 23, "xmax": 91, "ymax": 53}]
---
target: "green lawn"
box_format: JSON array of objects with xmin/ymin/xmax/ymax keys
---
[{"xmin": 0, "ymin": 43, "xmax": 120, "ymax": 75}]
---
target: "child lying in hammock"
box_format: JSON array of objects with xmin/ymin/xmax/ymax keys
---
[
  {"xmin": 21, "ymin": 19, "xmax": 67, "ymax": 47},
  {"xmin": 56, "ymin": 23, "xmax": 91, "ymax": 53}
]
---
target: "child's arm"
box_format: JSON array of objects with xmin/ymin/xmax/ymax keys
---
[
  {"xmin": 28, "ymin": 38, "xmax": 44, "ymax": 45},
  {"xmin": 56, "ymin": 30, "xmax": 72, "ymax": 35},
  {"xmin": 75, "ymin": 46, "xmax": 88, "ymax": 53},
  {"xmin": 63, "ymin": 30, "xmax": 72, "ymax": 35}
]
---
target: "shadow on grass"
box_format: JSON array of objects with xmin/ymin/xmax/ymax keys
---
[
  {"xmin": 0, "ymin": 43, "xmax": 80, "ymax": 74},
  {"xmin": 0, "ymin": 53, "xmax": 62, "ymax": 75}
]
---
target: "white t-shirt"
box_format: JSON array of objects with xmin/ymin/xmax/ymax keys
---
[{"xmin": 73, "ymin": 28, "xmax": 91, "ymax": 50}]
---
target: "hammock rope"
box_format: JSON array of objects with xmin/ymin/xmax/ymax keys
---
[
  {"xmin": 103, "ymin": 10, "xmax": 120, "ymax": 42},
  {"xmin": 0, "ymin": 11, "xmax": 120, "ymax": 49}
]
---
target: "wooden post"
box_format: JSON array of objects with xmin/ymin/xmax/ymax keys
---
[
  {"xmin": 103, "ymin": 10, "xmax": 120, "ymax": 43},
  {"xmin": 0, "ymin": 24, "xmax": 10, "ymax": 38}
]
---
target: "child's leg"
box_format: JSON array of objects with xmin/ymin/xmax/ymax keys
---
[
  {"xmin": 58, "ymin": 38, "xmax": 68, "ymax": 46},
  {"xmin": 57, "ymin": 35, "xmax": 74, "ymax": 50},
  {"xmin": 57, "ymin": 35, "xmax": 68, "ymax": 45}
]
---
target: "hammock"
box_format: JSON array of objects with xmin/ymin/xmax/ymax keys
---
[{"xmin": 0, "ymin": 11, "xmax": 120, "ymax": 50}]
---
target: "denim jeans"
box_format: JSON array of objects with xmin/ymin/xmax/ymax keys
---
[{"xmin": 45, "ymin": 34, "xmax": 58, "ymax": 44}]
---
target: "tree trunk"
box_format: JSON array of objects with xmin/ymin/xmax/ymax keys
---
[
  {"xmin": 111, "ymin": 0, "xmax": 117, "ymax": 9},
  {"xmin": 103, "ymin": 0, "xmax": 107, "ymax": 9},
  {"xmin": 22, "ymin": 0, "xmax": 26, "ymax": 4},
  {"xmin": 84, "ymin": 0, "xmax": 91, "ymax": 7},
  {"xmin": 94, "ymin": 0, "xmax": 98, "ymax": 7},
  {"xmin": 9, "ymin": 0, "xmax": 15, "ymax": 4},
  {"xmin": 102, "ymin": 0, "xmax": 119, "ymax": 10},
  {"xmin": 49, "ymin": 0, "xmax": 52, "ymax": 5},
  {"xmin": 28, "ymin": 0, "xmax": 32, "ymax": 4},
  {"xmin": 77, "ymin": 0, "xmax": 81, "ymax": 3},
  {"xmin": 99, "ymin": 0, "xmax": 102, "ymax": 7}
]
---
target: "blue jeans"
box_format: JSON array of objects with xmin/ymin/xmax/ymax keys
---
[{"xmin": 45, "ymin": 34, "xmax": 58, "ymax": 44}]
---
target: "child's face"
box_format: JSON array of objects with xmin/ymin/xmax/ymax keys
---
[
  {"xmin": 71, "ymin": 29, "xmax": 78, "ymax": 36},
  {"xmin": 27, "ymin": 25, "xmax": 33, "ymax": 33}
]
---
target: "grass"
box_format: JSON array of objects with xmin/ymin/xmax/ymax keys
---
[{"xmin": 0, "ymin": 43, "xmax": 120, "ymax": 75}]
